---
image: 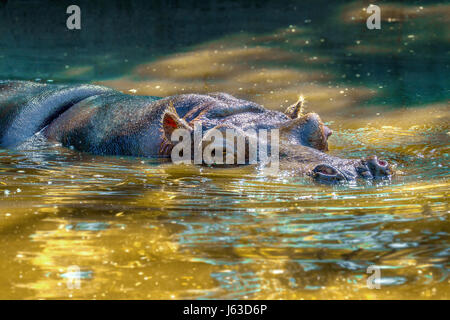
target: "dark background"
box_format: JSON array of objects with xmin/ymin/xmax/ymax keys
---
[{"xmin": 0, "ymin": 0, "xmax": 448, "ymax": 106}]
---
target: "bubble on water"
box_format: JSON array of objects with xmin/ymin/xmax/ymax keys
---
[
  {"xmin": 4, "ymin": 190, "xmax": 10, "ymax": 196},
  {"xmin": 271, "ymin": 269, "xmax": 284, "ymax": 274}
]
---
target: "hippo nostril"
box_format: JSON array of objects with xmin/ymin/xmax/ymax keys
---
[
  {"xmin": 365, "ymin": 156, "xmax": 391, "ymax": 178},
  {"xmin": 378, "ymin": 159, "xmax": 387, "ymax": 167}
]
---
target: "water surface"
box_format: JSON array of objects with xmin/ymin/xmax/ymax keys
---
[{"xmin": 0, "ymin": 0, "xmax": 448, "ymax": 299}]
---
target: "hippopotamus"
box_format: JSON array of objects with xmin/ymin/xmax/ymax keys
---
[{"xmin": 0, "ymin": 80, "xmax": 391, "ymax": 183}]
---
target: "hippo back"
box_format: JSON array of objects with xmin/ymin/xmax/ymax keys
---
[
  {"xmin": 0, "ymin": 80, "xmax": 114, "ymax": 147},
  {"xmin": 43, "ymin": 92, "xmax": 166, "ymax": 156}
]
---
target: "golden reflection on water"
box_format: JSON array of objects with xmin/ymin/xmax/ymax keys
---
[
  {"xmin": 1, "ymin": 1, "xmax": 449, "ymax": 299},
  {"xmin": 0, "ymin": 121, "xmax": 448, "ymax": 299}
]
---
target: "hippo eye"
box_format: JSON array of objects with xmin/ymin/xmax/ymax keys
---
[
  {"xmin": 378, "ymin": 159, "xmax": 387, "ymax": 167},
  {"xmin": 320, "ymin": 167, "xmax": 334, "ymax": 174}
]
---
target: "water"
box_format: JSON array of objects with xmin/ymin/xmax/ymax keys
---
[{"xmin": 0, "ymin": 0, "xmax": 449, "ymax": 299}]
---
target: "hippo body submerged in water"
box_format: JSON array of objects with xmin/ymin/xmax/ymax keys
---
[{"xmin": 0, "ymin": 80, "xmax": 391, "ymax": 183}]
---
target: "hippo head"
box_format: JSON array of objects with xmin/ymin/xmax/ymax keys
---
[{"xmin": 281, "ymin": 97, "xmax": 391, "ymax": 183}]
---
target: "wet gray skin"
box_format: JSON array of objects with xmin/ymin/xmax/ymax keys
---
[{"xmin": 0, "ymin": 81, "xmax": 392, "ymax": 184}]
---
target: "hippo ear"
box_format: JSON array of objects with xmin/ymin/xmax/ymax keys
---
[
  {"xmin": 162, "ymin": 111, "xmax": 193, "ymax": 139},
  {"xmin": 279, "ymin": 115, "xmax": 309, "ymax": 137},
  {"xmin": 284, "ymin": 95, "xmax": 305, "ymax": 119},
  {"xmin": 279, "ymin": 112, "xmax": 331, "ymax": 151}
]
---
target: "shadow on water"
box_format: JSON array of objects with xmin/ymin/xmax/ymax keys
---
[{"xmin": 0, "ymin": 0, "xmax": 449, "ymax": 299}]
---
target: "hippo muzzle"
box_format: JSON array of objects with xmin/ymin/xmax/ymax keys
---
[{"xmin": 311, "ymin": 156, "xmax": 392, "ymax": 184}]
